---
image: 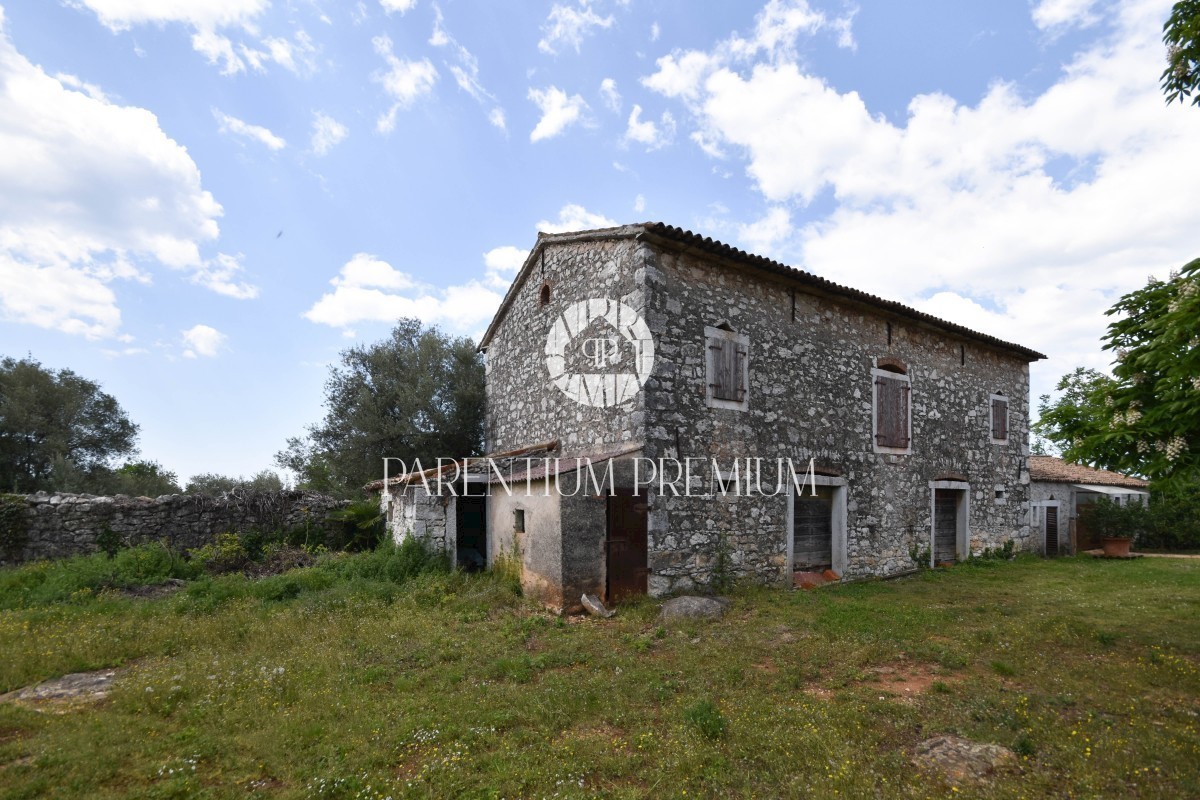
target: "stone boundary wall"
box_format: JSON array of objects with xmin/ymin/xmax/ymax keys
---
[{"xmin": 4, "ymin": 491, "xmax": 347, "ymax": 565}]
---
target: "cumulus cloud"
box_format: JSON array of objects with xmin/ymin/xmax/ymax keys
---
[
  {"xmin": 1032, "ymin": 0, "xmax": 1103, "ymax": 30},
  {"xmin": 310, "ymin": 111, "xmax": 348, "ymax": 155},
  {"xmin": 182, "ymin": 324, "xmax": 226, "ymax": 358},
  {"xmin": 538, "ymin": 2, "xmax": 614, "ymax": 55},
  {"xmin": 624, "ymin": 104, "xmax": 676, "ymax": 150},
  {"xmin": 213, "ymin": 109, "xmax": 286, "ymax": 150},
  {"xmin": 380, "ymin": 0, "xmax": 418, "ymax": 13},
  {"xmin": 303, "ymin": 252, "xmax": 503, "ymax": 333},
  {"xmin": 642, "ymin": 0, "xmax": 1200, "ymax": 411},
  {"xmin": 528, "ymin": 86, "xmax": 588, "ymax": 141},
  {"xmin": 536, "ymin": 204, "xmax": 619, "ymax": 234},
  {"xmin": 0, "ymin": 13, "xmax": 246, "ymax": 339},
  {"xmin": 372, "ymin": 34, "xmax": 438, "ymax": 133},
  {"xmin": 599, "ymin": 77, "xmax": 621, "ymax": 112}
]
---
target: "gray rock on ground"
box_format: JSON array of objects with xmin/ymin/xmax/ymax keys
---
[
  {"xmin": 912, "ymin": 735, "xmax": 1017, "ymax": 784},
  {"xmin": 658, "ymin": 595, "xmax": 731, "ymax": 622}
]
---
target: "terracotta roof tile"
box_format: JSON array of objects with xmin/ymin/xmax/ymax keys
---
[{"xmin": 1028, "ymin": 456, "xmax": 1149, "ymax": 489}]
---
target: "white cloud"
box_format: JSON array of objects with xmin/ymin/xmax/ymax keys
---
[
  {"xmin": 528, "ymin": 86, "xmax": 588, "ymax": 142},
  {"xmin": 310, "ymin": 111, "xmax": 348, "ymax": 155},
  {"xmin": 641, "ymin": 0, "xmax": 854, "ymax": 100},
  {"xmin": 737, "ymin": 207, "xmax": 792, "ymax": 255},
  {"xmin": 76, "ymin": 0, "xmax": 269, "ymax": 32},
  {"xmin": 192, "ymin": 253, "xmax": 259, "ymax": 299},
  {"xmin": 181, "ymin": 324, "xmax": 226, "ymax": 358},
  {"xmin": 643, "ymin": 0, "xmax": 1200, "ymax": 415},
  {"xmin": 303, "ymin": 252, "xmax": 503, "ymax": 333},
  {"xmin": 213, "ymin": 109, "xmax": 286, "ymax": 150},
  {"xmin": 599, "ymin": 77, "xmax": 621, "ymax": 112},
  {"xmin": 634, "ymin": 194, "xmax": 645, "ymax": 214},
  {"xmin": 538, "ymin": 2, "xmax": 615, "ymax": 55},
  {"xmin": 650, "ymin": 22, "xmax": 660, "ymax": 42},
  {"xmin": 75, "ymin": 0, "xmax": 320, "ymax": 76},
  {"xmin": 0, "ymin": 13, "xmax": 239, "ymax": 339},
  {"xmin": 536, "ymin": 204, "xmax": 619, "ymax": 234},
  {"xmin": 482, "ymin": 245, "xmax": 528, "ymax": 287},
  {"xmin": 380, "ymin": 0, "xmax": 418, "ymax": 14},
  {"xmin": 429, "ymin": 5, "xmax": 507, "ymax": 127},
  {"xmin": 372, "ymin": 34, "xmax": 438, "ymax": 133},
  {"xmin": 624, "ymin": 104, "xmax": 676, "ymax": 149},
  {"xmin": 1032, "ymin": 0, "xmax": 1103, "ymax": 30}
]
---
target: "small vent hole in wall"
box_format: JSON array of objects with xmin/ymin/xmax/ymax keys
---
[
  {"xmin": 995, "ymin": 488, "xmax": 1006, "ymax": 501},
  {"xmin": 887, "ymin": 321, "xmax": 892, "ymax": 345},
  {"xmin": 514, "ymin": 509, "xmax": 526, "ymax": 532},
  {"xmin": 539, "ymin": 283, "xmax": 551, "ymax": 306},
  {"xmin": 961, "ymin": 344, "xmax": 966, "ymax": 366}
]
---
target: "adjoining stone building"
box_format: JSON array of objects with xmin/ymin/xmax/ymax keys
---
[
  {"xmin": 1027, "ymin": 455, "xmax": 1150, "ymax": 556},
  {"xmin": 378, "ymin": 223, "xmax": 1046, "ymax": 612}
]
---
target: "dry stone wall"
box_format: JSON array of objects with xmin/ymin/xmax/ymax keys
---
[{"xmin": 6, "ymin": 491, "xmax": 346, "ymax": 564}]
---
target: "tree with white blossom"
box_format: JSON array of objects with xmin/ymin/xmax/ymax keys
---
[{"xmin": 1034, "ymin": 258, "xmax": 1200, "ymax": 487}]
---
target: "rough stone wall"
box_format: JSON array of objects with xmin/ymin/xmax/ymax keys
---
[
  {"xmin": 383, "ymin": 485, "xmax": 451, "ymax": 554},
  {"xmin": 485, "ymin": 231, "xmax": 648, "ymax": 456},
  {"xmin": 639, "ymin": 242, "xmax": 1034, "ymax": 593},
  {"xmin": 9, "ymin": 491, "xmax": 346, "ymax": 564}
]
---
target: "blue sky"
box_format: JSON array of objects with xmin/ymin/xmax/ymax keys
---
[{"xmin": 1, "ymin": 0, "xmax": 1198, "ymax": 484}]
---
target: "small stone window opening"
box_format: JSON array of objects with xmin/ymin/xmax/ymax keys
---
[
  {"xmin": 538, "ymin": 283, "xmax": 551, "ymax": 307},
  {"xmin": 514, "ymin": 509, "xmax": 526, "ymax": 533},
  {"xmin": 995, "ymin": 488, "xmax": 1006, "ymax": 501}
]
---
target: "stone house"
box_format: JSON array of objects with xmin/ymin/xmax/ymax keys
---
[
  {"xmin": 378, "ymin": 223, "xmax": 1045, "ymax": 612},
  {"xmin": 1028, "ymin": 455, "xmax": 1150, "ymax": 555}
]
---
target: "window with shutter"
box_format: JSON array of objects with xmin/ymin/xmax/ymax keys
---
[
  {"xmin": 704, "ymin": 325, "xmax": 750, "ymax": 411},
  {"xmin": 871, "ymin": 366, "xmax": 911, "ymax": 453},
  {"xmin": 990, "ymin": 394, "xmax": 1009, "ymax": 443}
]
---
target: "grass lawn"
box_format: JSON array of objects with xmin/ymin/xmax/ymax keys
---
[{"xmin": 0, "ymin": 553, "xmax": 1197, "ymax": 798}]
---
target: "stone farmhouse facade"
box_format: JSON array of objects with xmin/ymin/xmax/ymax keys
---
[
  {"xmin": 379, "ymin": 223, "xmax": 1045, "ymax": 612},
  {"xmin": 1028, "ymin": 455, "xmax": 1149, "ymax": 556}
]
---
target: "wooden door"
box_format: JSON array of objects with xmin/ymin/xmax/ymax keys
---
[
  {"xmin": 793, "ymin": 486, "xmax": 834, "ymax": 571},
  {"xmin": 933, "ymin": 490, "xmax": 958, "ymax": 564},
  {"xmin": 1045, "ymin": 506, "xmax": 1059, "ymax": 556},
  {"xmin": 606, "ymin": 490, "xmax": 648, "ymax": 602}
]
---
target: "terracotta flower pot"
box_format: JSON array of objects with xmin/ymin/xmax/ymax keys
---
[{"xmin": 1101, "ymin": 536, "xmax": 1133, "ymax": 557}]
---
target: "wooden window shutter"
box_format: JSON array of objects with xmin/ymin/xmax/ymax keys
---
[
  {"xmin": 992, "ymin": 398, "xmax": 1008, "ymax": 440},
  {"xmin": 710, "ymin": 336, "xmax": 739, "ymax": 401},
  {"xmin": 733, "ymin": 342, "xmax": 747, "ymax": 401},
  {"xmin": 875, "ymin": 376, "xmax": 910, "ymax": 448}
]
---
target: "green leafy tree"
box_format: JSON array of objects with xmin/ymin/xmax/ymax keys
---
[
  {"xmin": 185, "ymin": 469, "xmax": 284, "ymax": 495},
  {"xmin": 276, "ymin": 319, "xmax": 485, "ymax": 496},
  {"xmin": 1034, "ymin": 259, "xmax": 1200, "ymax": 486},
  {"xmin": 0, "ymin": 356, "xmax": 139, "ymax": 493},
  {"xmin": 1163, "ymin": 0, "xmax": 1200, "ymax": 106},
  {"xmin": 103, "ymin": 460, "xmax": 181, "ymax": 497}
]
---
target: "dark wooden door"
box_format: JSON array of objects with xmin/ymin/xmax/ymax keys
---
[
  {"xmin": 606, "ymin": 490, "xmax": 648, "ymax": 602},
  {"xmin": 1045, "ymin": 506, "xmax": 1059, "ymax": 556},
  {"xmin": 793, "ymin": 486, "xmax": 834, "ymax": 571},
  {"xmin": 934, "ymin": 490, "xmax": 958, "ymax": 564}
]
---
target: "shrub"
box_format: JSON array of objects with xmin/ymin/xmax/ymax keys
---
[
  {"xmin": 683, "ymin": 699, "xmax": 727, "ymax": 740},
  {"xmin": 188, "ymin": 532, "xmax": 253, "ymax": 574},
  {"xmin": 322, "ymin": 536, "xmax": 449, "ymax": 584},
  {"xmin": 0, "ymin": 542, "xmax": 198, "ymax": 608},
  {"xmin": 1138, "ymin": 487, "xmax": 1200, "ymax": 550}
]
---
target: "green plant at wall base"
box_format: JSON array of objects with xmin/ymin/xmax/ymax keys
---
[
  {"xmin": 95, "ymin": 525, "xmax": 124, "ymax": 558},
  {"xmin": 325, "ymin": 499, "xmax": 385, "ymax": 551},
  {"xmin": 1085, "ymin": 497, "xmax": 1149, "ymax": 541},
  {"xmin": 909, "ymin": 543, "xmax": 931, "ymax": 568},
  {"xmin": 188, "ymin": 532, "xmax": 252, "ymax": 574},
  {"xmin": 490, "ymin": 539, "xmax": 524, "ymax": 594},
  {"xmin": 0, "ymin": 494, "xmax": 28, "ymax": 557}
]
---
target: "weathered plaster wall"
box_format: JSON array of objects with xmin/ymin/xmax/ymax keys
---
[
  {"xmin": 638, "ymin": 241, "xmax": 1034, "ymax": 593},
  {"xmin": 1029, "ymin": 480, "xmax": 1074, "ymax": 555},
  {"xmin": 487, "ymin": 476, "xmax": 564, "ymax": 608},
  {"xmin": 485, "ymin": 232, "xmax": 649, "ymax": 456},
  {"xmin": 9, "ymin": 491, "xmax": 345, "ymax": 564}
]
